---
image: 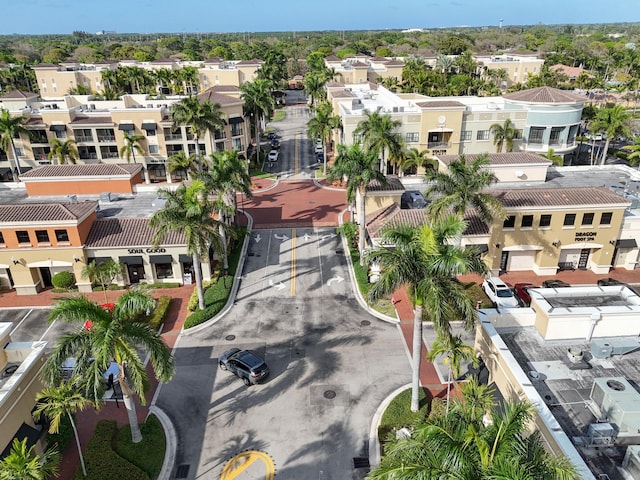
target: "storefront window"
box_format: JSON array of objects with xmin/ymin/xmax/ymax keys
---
[{"xmin": 155, "ymin": 263, "xmax": 173, "ymax": 279}]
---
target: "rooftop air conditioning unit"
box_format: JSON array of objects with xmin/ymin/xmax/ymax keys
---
[
  {"xmin": 623, "ymin": 445, "xmax": 640, "ymax": 478},
  {"xmin": 590, "ymin": 377, "xmax": 640, "ymax": 432}
]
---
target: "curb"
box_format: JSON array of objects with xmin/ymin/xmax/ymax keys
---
[
  {"xmin": 368, "ymin": 383, "xmax": 412, "ymax": 467},
  {"xmin": 148, "ymin": 405, "xmax": 177, "ymax": 480}
]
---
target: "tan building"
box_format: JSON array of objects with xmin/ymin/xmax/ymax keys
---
[
  {"xmin": 475, "ymin": 53, "xmax": 545, "ymax": 87},
  {"xmin": 324, "ymin": 55, "xmax": 403, "ymax": 85}
]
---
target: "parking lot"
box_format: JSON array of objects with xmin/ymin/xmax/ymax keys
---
[{"xmin": 0, "ymin": 307, "xmax": 74, "ymax": 351}]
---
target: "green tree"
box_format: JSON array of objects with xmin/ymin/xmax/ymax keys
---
[
  {"xmin": 240, "ymin": 78, "xmax": 275, "ymax": 163},
  {"xmin": 400, "ymin": 147, "xmax": 434, "ymax": 176},
  {"xmin": 426, "ymin": 154, "xmax": 504, "ymax": 227},
  {"xmin": 303, "ymin": 71, "xmax": 327, "ymax": 107},
  {"xmin": 489, "ymin": 118, "xmax": 517, "ymax": 153},
  {"xmin": 119, "ymin": 132, "xmax": 145, "ymax": 164},
  {"xmin": 41, "ymin": 288, "xmax": 175, "ymax": 443},
  {"xmin": 589, "ymin": 105, "xmax": 632, "ymax": 165},
  {"xmin": 34, "ymin": 383, "xmax": 92, "ymax": 477},
  {"xmin": 353, "ymin": 108, "xmax": 403, "ymax": 174},
  {"xmin": 150, "ymin": 181, "xmax": 229, "ymax": 310},
  {"xmin": 0, "ymin": 108, "xmax": 29, "ymax": 179},
  {"xmin": 307, "ymin": 101, "xmax": 342, "ymax": 175},
  {"xmin": 47, "ymin": 138, "xmax": 78, "ymax": 165},
  {"xmin": 366, "ymin": 216, "xmax": 486, "ymax": 412},
  {"xmin": 328, "ymin": 143, "xmax": 386, "ymax": 264},
  {"xmin": 542, "ymin": 148, "xmax": 564, "ymax": 166},
  {"xmin": 81, "ymin": 258, "xmax": 123, "ymax": 304},
  {"xmin": 0, "ymin": 438, "xmax": 60, "ymax": 480},
  {"xmin": 167, "ymin": 150, "xmax": 198, "ymax": 181}
]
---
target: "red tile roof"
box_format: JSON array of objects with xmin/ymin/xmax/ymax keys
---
[
  {"xmin": 493, "ymin": 187, "xmax": 629, "ymax": 208},
  {"xmin": 0, "ymin": 90, "xmax": 38, "ymax": 100},
  {"xmin": 69, "ymin": 116, "xmax": 114, "ymax": 125},
  {"xmin": 0, "ymin": 202, "xmax": 97, "ymax": 223},
  {"xmin": 85, "ymin": 218, "xmax": 185, "ymax": 247},
  {"xmin": 20, "ymin": 164, "xmax": 142, "ymax": 179},
  {"xmin": 197, "ymin": 88, "xmax": 242, "ymax": 106},
  {"xmin": 324, "ymin": 55, "xmax": 341, "ymax": 62},
  {"xmin": 366, "ymin": 176, "xmax": 404, "ymax": 193},
  {"xmin": 437, "ymin": 152, "xmax": 551, "ymax": 166},
  {"xmin": 415, "ymin": 100, "xmax": 465, "ymax": 108},
  {"xmin": 503, "ymin": 86, "xmax": 585, "ymax": 104}
]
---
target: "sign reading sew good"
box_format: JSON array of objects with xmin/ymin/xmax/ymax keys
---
[
  {"xmin": 127, "ymin": 248, "xmax": 167, "ymax": 254},
  {"xmin": 574, "ymin": 232, "xmax": 597, "ymax": 242}
]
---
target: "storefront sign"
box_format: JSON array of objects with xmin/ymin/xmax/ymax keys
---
[
  {"xmin": 127, "ymin": 247, "xmax": 166, "ymax": 254},
  {"xmin": 183, "ymin": 273, "xmax": 192, "ymax": 285},
  {"xmin": 574, "ymin": 232, "xmax": 597, "ymax": 242}
]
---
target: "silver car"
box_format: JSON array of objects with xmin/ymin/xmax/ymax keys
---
[{"xmin": 219, "ymin": 348, "xmax": 269, "ymax": 386}]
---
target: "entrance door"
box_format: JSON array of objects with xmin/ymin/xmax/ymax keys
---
[
  {"xmin": 39, "ymin": 267, "xmax": 52, "ymax": 287},
  {"xmin": 127, "ymin": 264, "xmax": 145, "ymax": 284},
  {"xmin": 499, "ymin": 251, "xmax": 509, "ymax": 273},
  {"xmin": 578, "ymin": 248, "xmax": 590, "ymax": 270}
]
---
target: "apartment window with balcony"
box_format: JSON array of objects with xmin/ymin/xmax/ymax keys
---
[
  {"xmin": 521, "ymin": 215, "xmax": 533, "ymax": 228},
  {"xmin": 31, "ymin": 130, "xmax": 48, "ymax": 144},
  {"xmin": 503, "ymin": 216, "xmax": 515, "ymax": 229},
  {"xmin": 549, "ymin": 127, "xmax": 564, "ymax": 146},
  {"xmin": 405, "ymin": 132, "xmax": 419, "ymax": 143},
  {"xmin": 600, "ymin": 212, "xmax": 613, "ymax": 225},
  {"xmin": 35, "ymin": 230, "xmax": 50, "ymax": 244},
  {"xmin": 100, "ymin": 146, "xmax": 119, "ymax": 159},
  {"xmin": 232, "ymin": 138, "xmax": 243, "ymax": 150},
  {"xmin": 539, "ymin": 214, "xmax": 552, "ymax": 227},
  {"xmin": 149, "ymin": 145, "xmax": 159, "ymax": 154},
  {"xmin": 528, "ymin": 127, "xmax": 545, "ymax": 145},
  {"xmin": 55, "ymin": 230, "xmax": 69, "ymax": 242},
  {"xmin": 74, "ymin": 129, "xmax": 94, "ymax": 143},
  {"xmin": 16, "ymin": 230, "xmax": 30, "ymax": 244},
  {"xmin": 476, "ymin": 130, "xmax": 490, "ymax": 141},
  {"xmin": 582, "ymin": 213, "xmax": 594, "ymax": 226},
  {"xmin": 163, "ymin": 128, "xmax": 182, "ymax": 141},
  {"xmin": 55, "ymin": 130, "xmax": 67, "ymax": 139},
  {"xmin": 563, "ymin": 213, "xmax": 576, "ymax": 227},
  {"xmin": 230, "ymin": 125, "xmax": 243, "ymax": 137},
  {"xmin": 15, "ymin": 147, "xmax": 25, "ymax": 157},
  {"xmin": 460, "ymin": 130, "xmax": 472, "ymax": 141},
  {"xmin": 96, "ymin": 128, "xmax": 116, "ymax": 143}
]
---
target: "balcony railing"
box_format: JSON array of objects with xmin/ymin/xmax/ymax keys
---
[
  {"xmin": 75, "ymin": 135, "xmax": 94, "ymax": 143},
  {"xmin": 427, "ymin": 141, "xmax": 451, "ymax": 149},
  {"xmin": 97, "ymin": 136, "xmax": 115, "ymax": 143},
  {"xmin": 165, "ymin": 134, "xmax": 183, "ymax": 141},
  {"xmin": 79, "ymin": 153, "xmax": 98, "ymax": 160},
  {"xmin": 101, "ymin": 152, "xmax": 119, "ymax": 158},
  {"xmin": 31, "ymin": 137, "xmax": 49, "ymax": 145}
]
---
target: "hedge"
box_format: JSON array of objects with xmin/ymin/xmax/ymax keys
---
[
  {"xmin": 52, "ymin": 271, "xmax": 76, "ymax": 289},
  {"xmin": 73, "ymin": 420, "xmax": 149, "ymax": 480},
  {"xmin": 147, "ymin": 296, "xmax": 171, "ymax": 330}
]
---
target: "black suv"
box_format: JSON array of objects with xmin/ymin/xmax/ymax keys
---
[
  {"xmin": 219, "ymin": 348, "xmax": 269, "ymax": 385},
  {"xmin": 401, "ymin": 191, "xmax": 427, "ymax": 209}
]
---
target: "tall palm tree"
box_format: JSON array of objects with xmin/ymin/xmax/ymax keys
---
[
  {"xmin": 81, "ymin": 258, "xmax": 123, "ymax": 304},
  {"xmin": 426, "ymin": 332, "xmax": 477, "ymax": 413},
  {"xmin": 119, "ymin": 132, "xmax": 145, "ymax": 164},
  {"xmin": 368, "ymin": 381, "xmax": 579, "ymax": 479},
  {"xmin": 353, "ymin": 108, "xmax": 403, "ymax": 173},
  {"xmin": 303, "ymin": 72, "xmax": 327, "ymax": 107},
  {"xmin": 167, "ymin": 150, "xmax": 198, "ymax": 181},
  {"xmin": 47, "ymin": 138, "xmax": 78, "ymax": 165},
  {"xmin": 307, "ymin": 101, "xmax": 342, "ymax": 176},
  {"xmin": 0, "ymin": 438, "xmax": 60, "ymax": 480},
  {"xmin": 171, "ymin": 96, "xmax": 225, "ymax": 171},
  {"xmin": 366, "ymin": 216, "xmax": 486, "ymax": 412},
  {"xmin": 589, "ymin": 105, "xmax": 632, "ymax": 165},
  {"xmin": 0, "ymin": 108, "xmax": 29, "ymax": 179},
  {"xmin": 41, "ymin": 288, "xmax": 175, "ymax": 443},
  {"xmin": 240, "ymin": 78, "xmax": 275, "ymax": 163},
  {"xmin": 426, "ymin": 154, "xmax": 505, "ymax": 227},
  {"xmin": 328, "ymin": 143, "xmax": 386, "ymax": 264},
  {"xmin": 34, "ymin": 383, "xmax": 92, "ymax": 477},
  {"xmin": 489, "ymin": 118, "xmax": 517, "ymax": 153},
  {"xmin": 150, "ymin": 181, "xmax": 230, "ymax": 310},
  {"xmin": 400, "ymin": 147, "xmax": 434, "ymax": 176}
]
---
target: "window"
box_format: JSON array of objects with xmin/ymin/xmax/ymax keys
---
[
  {"xmin": 405, "ymin": 132, "xmax": 419, "ymax": 143},
  {"xmin": 503, "ymin": 216, "xmax": 515, "ymax": 228},
  {"xmin": 539, "ymin": 214, "xmax": 552, "ymax": 227},
  {"xmin": 149, "ymin": 144, "xmax": 159, "ymax": 154},
  {"xmin": 521, "ymin": 215, "xmax": 533, "ymax": 228},
  {"xmin": 15, "ymin": 147, "xmax": 25, "ymax": 157},
  {"xmin": 35, "ymin": 230, "xmax": 50, "ymax": 243},
  {"xmin": 55, "ymin": 130, "xmax": 67, "ymax": 139},
  {"xmin": 55, "ymin": 229, "xmax": 69, "ymax": 242},
  {"xmin": 563, "ymin": 213, "xmax": 576, "ymax": 226},
  {"xmin": 0, "ymin": 232, "xmax": 4, "ymax": 244},
  {"xmin": 460, "ymin": 130, "xmax": 472, "ymax": 141},
  {"xmin": 549, "ymin": 127, "xmax": 564, "ymax": 146},
  {"xmin": 582, "ymin": 213, "xmax": 594, "ymax": 226},
  {"xmin": 600, "ymin": 212, "xmax": 613, "ymax": 225},
  {"xmin": 146, "ymin": 129, "xmax": 156, "ymax": 137},
  {"xmin": 528, "ymin": 127, "xmax": 545, "ymax": 145},
  {"xmin": 154, "ymin": 263, "xmax": 173, "ymax": 279},
  {"xmin": 514, "ymin": 129, "xmax": 523, "ymax": 139},
  {"xmin": 476, "ymin": 130, "xmax": 490, "ymax": 141},
  {"xmin": 16, "ymin": 230, "xmax": 30, "ymax": 244}
]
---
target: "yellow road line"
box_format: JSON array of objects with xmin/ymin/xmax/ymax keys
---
[
  {"xmin": 290, "ymin": 228, "xmax": 296, "ymax": 295},
  {"xmin": 220, "ymin": 450, "xmax": 275, "ymax": 480}
]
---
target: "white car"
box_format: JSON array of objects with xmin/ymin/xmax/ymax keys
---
[
  {"xmin": 268, "ymin": 150, "xmax": 278, "ymax": 162},
  {"xmin": 482, "ymin": 277, "xmax": 519, "ymax": 309},
  {"xmin": 315, "ymin": 142, "xmax": 323, "ymax": 154}
]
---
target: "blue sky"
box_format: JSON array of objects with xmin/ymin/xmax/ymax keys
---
[{"xmin": 4, "ymin": 0, "xmax": 639, "ymax": 35}]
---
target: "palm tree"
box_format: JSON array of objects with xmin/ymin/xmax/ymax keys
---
[
  {"xmin": 240, "ymin": 78, "xmax": 275, "ymax": 163},
  {"xmin": 435, "ymin": 53, "xmax": 454, "ymax": 74},
  {"xmin": 81, "ymin": 258, "xmax": 123, "ymax": 304},
  {"xmin": 119, "ymin": 132, "xmax": 145, "ymax": 164},
  {"xmin": 426, "ymin": 332, "xmax": 477, "ymax": 413},
  {"xmin": 368, "ymin": 381, "xmax": 579, "ymax": 479},
  {"xmin": 400, "ymin": 147, "xmax": 434, "ymax": 176},
  {"xmin": 167, "ymin": 150, "xmax": 198, "ymax": 181},
  {"xmin": 626, "ymin": 137, "xmax": 640, "ymax": 168},
  {"xmin": 150, "ymin": 181, "xmax": 229, "ymax": 310},
  {"xmin": 489, "ymin": 118, "xmax": 517, "ymax": 153},
  {"xmin": 426, "ymin": 154, "xmax": 505, "ymax": 227},
  {"xmin": 307, "ymin": 101, "xmax": 342, "ymax": 176},
  {"xmin": 353, "ymin": 108, "xmax": 403, "ymax": 173},
  {"xmin": 303, "ymin": 71, "xmax": 327, "ymax": 107},
  {"xmin": 34, "ymin": 383, "xmax": 92, "ymax": 477},
  {"xmin": 47, "ymin": 138, "xmax": 78, "ymax": 165},
  {"xmin": 0, "ymin": 438, "xmax": 60, "ymax": 480},
  {"xmin": 328, "ymin": 143, "xmax": 386, "ymax": 264},
  {"xmin": 366, "ymin": 216, "xmax": 486, "ymax": 412},
  {"xmin": 41, "ymin": 288, "xmax": 175, "ymax": 443},
  {"xmin": 171, "ymin": 96, "xmax": 225, "ymax": 171},
  {"xmin": 542, "ymin": 148, "xmax": 565, "ymax": 166},
  {"xmin": 589, "ymin": 105, "xmax": 632, "ymax": 165},
  {"xmin": 0, "ymin": 108, "xmax": 29, "ymax": 179}
]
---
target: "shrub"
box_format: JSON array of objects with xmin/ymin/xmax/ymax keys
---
[
  {"xmin": 115, "ymin": 415, "xmax": 165, "ymax": 479},
  {"xmin": 187, "ymin": 279, "xmax": 216, "ymax": 311},
  {"xmin": 107, "ymin": 284, "xmax": 123, "ymax": 290},
  {"xmin": 74, "ymin": 420, "xmax": 149, "ymax": 480},
  {"xmin": 377, "ymin": 387, "xmax": 430, "ymax": 454},
  {"xmin": 184, "ymin": 305, "xmax": 219, "ymax": 329},
  {"xmin": 51, "ymin": 271, "xmax": 76, "ymax": 289},
  {"xmin": 146, "ymin": 296, "xmax": 171, "ymax": 330},
  {"xmin": 146, "ymin": 282, "xmax": 181, "ymax": 289}
]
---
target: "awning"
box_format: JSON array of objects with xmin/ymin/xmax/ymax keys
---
[
  {"xmin": 146, "ymin": 163, "xmax": 165, "ymax": 171},
  {"xmin": 149, "ymin": 255, "xmax": 172, "ymax": 264},
  {"xmin": 118, "ymin": 123, "xmax": 135, "ymax": 131},
  {"xmin": 88, "ymin": 257, "xmax": 111, "ymax": 265},
  {"xmin": 141, "ymin": 122, "xmax": 157, "ymax": 130},
  {"xmin": 179, "ymin": 254, "xmax": 192, "ymax": 263},
  {"xmin": 228, "ymin": 117, "xmax": 244, "ymax": 125},
  {"xmin": 49, "ymin": 124, "xmax": 66, "ymax": 132},
  {"xmin": 1, "ymin": 423, "xmax": 42, "ymax": 458},
  {"xmin": 119, "ymin": 256, "xmax": 143, "ymax": 265},
  {"xmin": 616, "ymin": 239, "xmax": 638, "ymax": 249}
]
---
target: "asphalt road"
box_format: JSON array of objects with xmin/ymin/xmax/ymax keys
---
[
  {"xmin": 0, "ymin": 308, "xmax": 74, "ymax": 352},
  {"xmin": 156, "ymin": 227, "xmax": 410, "ymax": 480}
]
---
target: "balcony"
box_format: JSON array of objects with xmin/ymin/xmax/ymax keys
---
[
  {"xmin": 427, "ymin": 141, "xmax": 451, "ymax": 149},
  {"xmin": 31, "ymin": 137, "xmax": 49, "ymax": 145},
  {"xmin": 101, "ymin": 152, "xmax": 119, "ymax": 159},
  {"xmin": 79, "ymin": 153, "xmax": 98, "ymax": 160},
  {"xmin": 97, "ymin": 135, "xmax": 115, "ymax": 143},
  {"xmin": 165, "ymin": 134, "xmax": 183, "ymax": 141},
  {"xmin": 214, "ymin": 132, "xmax": 226, "ymax": 140},
  {"xmin": 75, "ymin": 135, "xmax": 94, "ymax": 143}
]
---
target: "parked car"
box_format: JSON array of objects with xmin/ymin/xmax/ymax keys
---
[
  {"xmin": 400, "ymin": 190, "xmax": 427, "ymax": 209},
  {"xmin": 541, "ymin": 279, "xmax": 570, "ymax": 288},
  {"xmin": 513, "ymin": 282, "xmax": 539, "ymax": 307},
  {"xmin": 267, "ymin": 131, "xmax": 276, "ymax": 140},
  {"xmin": 597, "ymin": 277, "xmax": 624, "ymax": 287},
  {"xmin": 267, "ymin": 150, "xmax": 279, "ymax": 162},
  {"xmin": 317, "ymin": 153, "xmax": 324, "ymax": 163},
  {"xmin": 270, "ymin": 139, "xmax": 280, "ymax": 149},
  {"xmin": 315, "ymin": 144, "xmax": 323, "ymax": 154},
  {"xmin": 482, "ymin": 277, "xmax": 519, "ymax": 309},
  {"xmin": 219, "ymin": 348, "xmax": 269, "ymax": 386}
]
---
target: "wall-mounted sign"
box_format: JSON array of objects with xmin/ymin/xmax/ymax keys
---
[
  {"xmin": 574, "ymin": 232, "xmax": 597, "ymax": 242},
  {"xmin": 127, "ymin": 247, "xmax": 166, "ymax": 254}
]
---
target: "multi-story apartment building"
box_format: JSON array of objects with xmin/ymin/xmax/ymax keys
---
[
  {"xmin": 0, "ymin": 87, "xmax": 249, "ymax": 183},
  {"xmin": 475, "ymin": 53, "xmax": 545, "ymax": 86},
  {"xmin": 324, "ymin": 55, "xmax": 404, "ymax": 85}
]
